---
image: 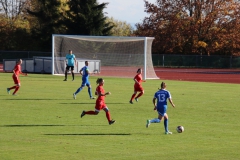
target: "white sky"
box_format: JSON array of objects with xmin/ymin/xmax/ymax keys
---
[{"xmin": 98, "ymin": 0, "xmax": 156, "ymax": 26}]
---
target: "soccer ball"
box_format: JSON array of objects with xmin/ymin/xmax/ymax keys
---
[{"xmin": 176, "ymin": 126, "xmax": 184, "ymax": 133}]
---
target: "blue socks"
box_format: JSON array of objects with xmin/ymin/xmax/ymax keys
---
[
  {"xmin": 75, "ymin": 87, "xmax": 92, "ymax": 98},
  {"xmin": 150, "ymin": 118, "xmax": 160, "ymax": 123},
  {"xmin": 88, "ymin": 88, "xmax": 92, "ymax": 98},
  {"xmin": 164, "ymin": 119, "xmax": 169, "ymax": 132},
  {"xmin": 75, "ymin": 87, "xmax": 82, "ymax": 94}
]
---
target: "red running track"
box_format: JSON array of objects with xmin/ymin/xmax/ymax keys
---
[
  {"xmin": 155, "ymin": 68, "xmax": 240, "ymax": 84},
  {"xmin": 0, "ymin": 64, "xmax": 239, "ymax": 84}
]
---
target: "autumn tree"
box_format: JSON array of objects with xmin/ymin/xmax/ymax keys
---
[
  {"xmin": 106, "ymin": 17, "xmax": 134, "ymax": 36},
  {"xmin": 0, "ymin": 0, "xmax": 31, "ymax": 50},
  {"xmin": 135, "ymin": 0, "xmax": 240, "ymax": 55},
  {"xmin": 65, "ymin": 0, "xmax": 113, "ymax": 35}
]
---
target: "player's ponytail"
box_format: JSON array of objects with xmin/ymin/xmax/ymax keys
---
[
  {"xmin": 161, "ymin": 82, "xmax": 166, "ymax": 89},
  {"xmin": 96, "ymin": 78, "xmax": 103, "ymax": 84},
  {"xmin": 16, "ymin": 59, "xmax": 22, "ymax": 64},
  {"xmin": 137, "ymin": 68, "xmax": 141, "ymax": 73}
]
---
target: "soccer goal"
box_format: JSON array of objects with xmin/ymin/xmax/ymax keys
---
[{"xmin": 52, "ymin": 35, "xmax": 159, "ymax": 79}]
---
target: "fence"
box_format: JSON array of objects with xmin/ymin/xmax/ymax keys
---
[
  {"xmin": 0, "ymin": 51, "xmax": 51, "ymax": 63},
  {"xmin": 152, "ymin": 54, "xmax": 240, "ymax": 68},
  {"xmin": 0, "ymin": 51, "xmax": 240, "ymax": 69}
]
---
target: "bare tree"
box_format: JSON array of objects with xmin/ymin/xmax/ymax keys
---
[{"xmin": 0, "ymin": 0, "xmax": 27, "ymax": 19}]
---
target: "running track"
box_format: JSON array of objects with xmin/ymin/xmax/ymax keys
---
[{"xmin": 0, "ymin": 64, "xmax": 239, "ymax": 84}]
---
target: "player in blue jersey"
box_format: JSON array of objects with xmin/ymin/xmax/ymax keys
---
[
  {"xmin": 63, "ymin": 50, "xmax": 76, "ymax": 81},
  {"xmin": 73, "ymin": 61, "xmax": 95, "ymax": 99},
  {"xmin": 146, "ymin": 82, "xmax": 175, "ymax": 134}
]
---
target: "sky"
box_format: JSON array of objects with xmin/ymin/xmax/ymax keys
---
[{"xmin": 98, "ymin": 0, "xmax": 156, "ymax": 26}]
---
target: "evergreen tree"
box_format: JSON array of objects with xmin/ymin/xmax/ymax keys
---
[
  {"xmin": 65, "ymin": 0, "xmax": 113, "ymax": 35},
  {"xmin": 27, "ymin": 0, "xmax": 65, "ymax": 51}
]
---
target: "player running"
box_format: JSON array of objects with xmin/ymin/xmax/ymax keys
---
[
  {"xmin": 63, "ymin": 50, "xmax": 76, "ymax": 81},
  {"xmin": 7, "ymin": 59, "xmax": 27, "ymax": 95},
  {"xmin": 73, "ymin": 61, "xmax": 95, "ymax": 99},
  {"xmin": 129, "ymin": 68, "xmax": 146, "ymax": 104},
  {"xmin": 80, "ymin": 78, "xmax": 116, "ymax": 125},
  {"xmin": 146, "ymin": 82, "xmax": 175, "ymax": 134}
]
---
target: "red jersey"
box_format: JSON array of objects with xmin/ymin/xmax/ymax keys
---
[
  {"xmin": 96, "ymin": 85, "xmax": 105, "ymax": 102},
  {"xmin": 134, "ymin": 74, "xmax": 143, "ymax": 86},
  {"xmin": 13, "ymin": 64, "xmax": 22, "ymax": 76}
]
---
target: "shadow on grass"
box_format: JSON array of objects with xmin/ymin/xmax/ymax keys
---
[
  {"xmin": 60, "ymin": 102, "xmax": 128, "ymax": 104},
  {"xmin": 5, "ymin": 99, "xmax": 72, "ymax": 100},
  {"xmin": 44, "ymin": 133, "xmax": 131, "ymax": 136},
  {"xmin": 1, "ymin": 125, "xmax": 66, "ymax": 127},
  {"xmin": 1, "ymin": 124, "xmax": 110, "ymax": 127},
  {"xmin": 60, "ymin": 103, "xmax": 95, "ymax": 105}
]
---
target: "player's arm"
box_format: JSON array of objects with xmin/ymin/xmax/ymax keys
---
[
  {"xmin": 97, "ymin": 91, "xmax": 111, "ymax": 96},
  {"xmin": 168, "ymin": 98, "xmax": 175, "ymax": 108},
  {"xmin": 19, "ymin": 69, "xmax": 27, "ymax": 76},
  {"xmin": 133, "ymin": 78, "xmax": 139, "ymax": 84},
  {"xmin": 86, "ymin": 69, "xmax": 96, "ymax": 75},
  {"xmin": 20, "ymin": 71, "xmax": 27, "ymax": 76},
  {"xmin": 153, "ymin": 97, "xmax": 157, "ymax": 110},
  {"xmin": 74, "ymin": 57, "xmax": 77, "ymax": 66},
  {"xmin": 65, "ymin": 56, "xmax": 68, "ymax": 65},
  {"xmin": 79, "ymin": 68, "xmax": 83, "ymax": 75},
  {"xmin": 13, "ymin": 68, "xmax": 17, "ymax": 77}
]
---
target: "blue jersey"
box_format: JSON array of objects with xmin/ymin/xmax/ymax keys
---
[
  {"xmin": 154, "ymin": 89, "xmax": 171, "ymax": 108},
  {"xmin": 66, "ymin": 54, "xmax": 75, "ymax": 66},
  {"xmin": 81, "ymin": 66, "xmax": 89, "ymax": 79}
]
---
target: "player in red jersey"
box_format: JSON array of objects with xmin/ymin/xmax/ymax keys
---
[
  {"xmin": 80, "ymin": 78, "xmax": 116, "ymax": 125},
  {"xmin": 129, "ymin": 68, "xmax": 146, "ymax": 104},
  {"xmin": 7, "ymin": 59, "xmax": 27, "ymax": 95}
]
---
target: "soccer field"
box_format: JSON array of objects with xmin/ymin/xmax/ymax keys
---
[{"xmin": 0, "ymin": 73, "xmax": 240, "ymax": 160}]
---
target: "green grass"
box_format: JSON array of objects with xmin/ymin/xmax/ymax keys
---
[{"xmin": 0, "ymin": 73, "xmax": 240, "ymax": 160}]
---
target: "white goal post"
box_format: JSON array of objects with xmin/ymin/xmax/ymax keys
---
[{"xmin": 52, "ymin": 35, "xmax": 159, "ymax": 79}]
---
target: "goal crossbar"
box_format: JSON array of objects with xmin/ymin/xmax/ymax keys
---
[{"xmin": 52, "ymin": 35, "xmax": 159, "ymax": 80}]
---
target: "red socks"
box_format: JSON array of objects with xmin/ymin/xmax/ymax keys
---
[
  {"xmin": 131, "ymin": 93, "xmax": 137, "ymax": 101},
  {"xmin": 13, "ymin": 86, "xmax": 19, "ymax": 95},
  {"xmin": 136, "ymin": 92, "xmax": 143, "ymax": 99},
  {"xmin": 85, "ymin": 111, "xmax": 96, "ymax": 115},
  {"xmin": 9, "ymin": 86, "xmax": 16, "ymax": 90},
  {"xmin": 106, "ymin": 111, "xmax": 111, "ymax": 122}
]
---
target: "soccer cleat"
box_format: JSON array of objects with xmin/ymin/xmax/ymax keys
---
[
  {"xmin": 90, "ymin": 97, "xmax": 95, "ymax": 99},
  {"xmin": 7, "ymin": 88, "xmax": 10, "ymax": 94},
  {"xmin": 72, "ymin": 79, "xmax": 74, "ymax": 81},
  {"xmin": 165, "ymin": 131, "xmax": 172, "ymax": 135},
  {"xmin": 12, "ymin": 94, "xmax": 17, "ymax": 96},
  {"xmin": 80, "ymin": 111, "xmax": 85, "ymax": 118},
  {"xmin": 146, "ymin": 120, "xmax": 151, "ymax": 128},
  {"xmin": 135, "ymin": 98, "xmax": 138, "ymax": 102},
  {"xmin": 129, "ymin": 101, "xmax": 133, "ymax": 104},
  {"xmin": 63, "ymin": 79, "xmax": 67, "ymax": 81},
  {"xmin": 109, "ymin": 120, "xmax": 116, "ymax": 125},
  {"xmin": 73, "ymin": 93, "xmax": 76, "ymax": 99}
]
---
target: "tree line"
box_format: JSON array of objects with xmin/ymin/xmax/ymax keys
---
[
  {"xmin": 135, "ymin": 0, "xmax": 240, "ymax": 55},
  {"xmin": 0, "ymin": 0, "xmax": 239, "ymax": 56},
  {"xmin": 0, "ymin": 0, "xmax": 133, "ymax": 52}
]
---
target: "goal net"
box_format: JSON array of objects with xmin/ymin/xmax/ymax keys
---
[{"xmin": 52, "ymin": 35, "xmax": 159, "ymax": 79}]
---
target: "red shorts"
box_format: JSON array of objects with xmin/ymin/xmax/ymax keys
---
[
  {"xmin": 95, "ymin": 100, "xmax": 106, "ymax": 111},
  {"xmin": 12, "ymin": 75, "xmax": 20, "ymax": 84},
  {"xmin": 134, "ymin": 84, "xmax": 143, "ymax": 92}
]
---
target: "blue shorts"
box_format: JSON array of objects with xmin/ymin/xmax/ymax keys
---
[
  {"xmin": 81, "ymin": 78, "xmax": 90, "ymax": 87},
  {"xmin": 157, "ymin": 105, "xmax": 168, "ymax": 116}
]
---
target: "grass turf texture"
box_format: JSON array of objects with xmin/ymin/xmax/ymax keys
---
[{"xmin": 0, "ymin": 73, "xmax": 240, "ymax": 160}]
